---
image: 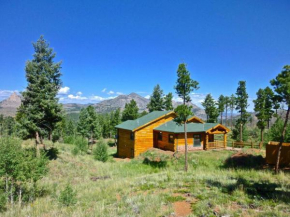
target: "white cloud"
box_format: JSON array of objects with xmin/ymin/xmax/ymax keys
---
[
  {"xmin": 58, "ymin": 86, "xmax": 70, "ymax": 95},
  {"xmin": 90, "ymin": 95, "xmax": 105, "ymax": 101},
  {"xmin": 90, "ymin": 95, "xmax": 116, "ymax": 101},
  {"xmin": 190, "ymin": 93, "xmax": 207, "ymax": 107},
  {"xmin": 68, "ymin": 94, "xmax": 87, "ymax": 100},
  {"xmin": 116, "ymin": 92, "xmax": 123, "ymax": 95},
  {"xmin": 144, "ymin": 95, "xmax": 150, "ymax": 99},
  {"xmin": 102, "ymin": 88, "xmax": 107, "ymax": 92},
  {"xmin": 76, "ymin": 91, "xmax": 82, "ymax": 96},
  {"xmin": 107, "ymin": 90, "xmax": 114, "ymax": 95},
  {"xmin": 173, "ymin": 96, "xmax": 183, "ymax": 102}
]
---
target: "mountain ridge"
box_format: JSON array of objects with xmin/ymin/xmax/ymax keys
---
[{"xmin": 0, "ymin": 92, "xmax": 207, "ymax": 119}]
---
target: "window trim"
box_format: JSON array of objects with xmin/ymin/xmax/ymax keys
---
[{"xmin": 168, "ymin": 134, "xmax": 174, "ymax": 144}]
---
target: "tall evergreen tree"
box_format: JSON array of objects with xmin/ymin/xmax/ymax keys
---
[
  {"xmin": 77, "ymin": 106, "xmax": 101, "ymax": 144},
  {"xmin": 201, "ymin": 94, "xmax": 219, "ymax": 123},
  {"xmin": 147, "ymin": 84, "xmax": 164, "ymax": 112},
  {"xmin": 229, "ymin": 94, "xmax": 236, "ymax": 129},
  {"xmin": 253, "ymin": 88, "xmax": 267, "ymax": 142},
  {"xmin": 110, "ymin": 108, "xmax": 121, "ymax": 137},
  {"xmin": 270, "ymin": 65, "xmax": 290, "ymax": 173},
  {"xmin": 264, "ymin": 87, "xmax": 274, "ymax": 129},
  {"xmin": 234, "ymin": 81, "xmax": 249, "ymax": 141},
  {"xmin": 77, "ymin": 108, "xmax": 90, "ymax": 139},
  {"xmin": 164, "ymin": 92, "xmax": 173, "ymax": 111},
  {"xmin": 224, "ymin": 96, "xmax": 230, "ymax": 126},
  {"xmin": 174, "ymin": 63, "xmax": 199, "ymax": 172},
  {"xmin": 122, "ymin": 99, "xmax": 139, "ymax": 121},
  {"xmin": 217, "ymin": 95, "xmax": 226, "ymax": 124},
  {"xmin": 16, "ymin": 36, "xmax": 62, "ymax": 155}
]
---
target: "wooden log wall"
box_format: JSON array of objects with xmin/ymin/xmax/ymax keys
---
[
  {"xmin": 117, "ymin": 129, "xmax": 134, "ymax": 158},
  {"xmin": 134, "ymin": 113, "xmax": 175, "ymax": 156}
]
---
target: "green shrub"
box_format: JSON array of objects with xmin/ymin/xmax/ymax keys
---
[
  {"xmin": 0, "ymin": 190, "xmax": 7, "ymax": 212},
  {"xmin": 63, "ymin": 135, "xmax": 75, "ymax": 145},
  {"xmin": 58, "ymin": 184, "xmax": 77, "ymax": 206},
  {"xmin": 93, "ymin": 138, "xmax": 109, "ymax": 162}
]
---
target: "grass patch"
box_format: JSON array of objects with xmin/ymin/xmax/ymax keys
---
[{"xmin": 1, "ymin": 145, "xmax": 290, "ymax": 216}]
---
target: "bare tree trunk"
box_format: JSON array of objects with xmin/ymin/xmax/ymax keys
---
[
  {"xmin": 35, "ymin": 131, "xmax": 40, "ymax": 157},
  {"xmin": 275, "ymin": 106, "xmax": 290, "ymax": 174},
  {"xmin": 5, "ymin": 175, "xmax": 9, "ymax": 201},
  {"xmin": 225, "ymin": 107, "xmax": 228, "ymax": 126},
  {"xmin": 231, "ymin": 109, "xmax": 233, "ymax": 129},
  {"xmin": 19, "ymin": 186, "xmax": 22, "ymax": 207},
  {"xmin": 49, "ymin": 131, "xmax": 52, "ymax": 141},
  {"xmin": 10, "ymin": 180, "xmax": 13, "ymax": 205},
  {"xmin": 184, "ymin": 122, "xmax": 188, "ymax": 172},
  {"xmin": 240, "ymin": 123, "xmax": 243, "ymax": 142},
  {"xmin": 261, "ymin": 129, "xmax": 264, "ymax": 142},
  {"xmin": 220, "ymin": 113, "xmax": 223, "ymax": 125}
]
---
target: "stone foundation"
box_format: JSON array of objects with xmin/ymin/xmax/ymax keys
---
[{"xmin": 177, "ymin": 145, "xmax": 203, "ymax": 151}]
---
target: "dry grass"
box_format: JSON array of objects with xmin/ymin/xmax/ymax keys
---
[{"xmin": 2, "ymin": 142, "xmax": 290, "ymax": 217}]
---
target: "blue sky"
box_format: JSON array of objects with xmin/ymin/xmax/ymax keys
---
[{"xmin": 0, "ymin": 0, "xmax": 289, "ymax": 111}]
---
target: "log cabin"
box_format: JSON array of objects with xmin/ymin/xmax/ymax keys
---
[{"xmin": 115, "ymin": 111, "xmax": 230, "ymax": 158}]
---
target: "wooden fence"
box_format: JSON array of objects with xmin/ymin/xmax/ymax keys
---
[
  {"xmin": 266, "ymin": 141, "xmax": 290, "ymax": 165},
  {"xmin": 207, "ymin": 140, "xmax": 226, "ymax": 149},
  {"xmin": 232, "ymin": 141, "xmax": 263, "ymax": 149}
]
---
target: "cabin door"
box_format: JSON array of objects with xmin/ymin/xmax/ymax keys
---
[
  {"xmin": 193, "ymin": 134, "xmax": 201, "ymax": 147},
  {"xmin": 153, "ymin": 132, "xmax": 158, "ymax": 148}
]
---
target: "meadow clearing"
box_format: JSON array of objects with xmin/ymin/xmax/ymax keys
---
[{"xmin": 2, "ymin": 140, "xmax": 290, "ymax": 217}]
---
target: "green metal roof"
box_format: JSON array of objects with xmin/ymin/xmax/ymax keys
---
[
  {"xmin": 115, "ymin": 110, "xmax": 171, "ymax": 131},
  {"xmin": 154, "ymin": 120, "xmax": 218, "ymax": 133}
]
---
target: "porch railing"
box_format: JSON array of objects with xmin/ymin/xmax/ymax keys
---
[{"xmin": 207, "ymin": 140, "xmax": 226, "ymax": 149}]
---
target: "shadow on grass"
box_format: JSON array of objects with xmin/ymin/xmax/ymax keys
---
[
  {"xmin": 223, "ymin": 153, "xmax": 265, "ymax": 170},
  {"xmin": 108, "ymin": 141, "xmax": 116, "ymax": 147},
  {"xmin": 143, "ymin": 157, "xmax": 168, "ymax": 168},
  {"xmin": 44, "ymin": 147, "xmax": 59, "ymax": 160},
  {"xmin": 206, "ymin": 177, "xmax": 290, "ymax": 203}
]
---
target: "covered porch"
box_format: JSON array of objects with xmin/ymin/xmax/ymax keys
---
[{"xmin": 204, "ymin": 124, "xmax": 229, "ymax": 150}]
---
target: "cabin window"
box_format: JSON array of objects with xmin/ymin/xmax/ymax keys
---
[
  {"xmin": 193, "ymin": 134, "xmax": 201, "ymax": 147},
  {"xmin": 158, "ymin": 132, "xmax": 162, "ymax": 141},
  {"xmin": 130, "ymin": 132, "xmax": 135, "ymax": 140},
  {"xmin": 168, "ymin": 134, "xmax": 174, "ymax": 143}
]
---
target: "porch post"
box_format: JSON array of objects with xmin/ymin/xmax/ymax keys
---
[
  {"xmin": 224, "ymin": 133, "xmax": 227, "ymax": 148},
  {"xmin": 176, "ymin": 134, "xmax": 178, "ymax": 152},
  {"xmin": 205, "ymin": 134, "xmax": 208, "ymax": 150}
]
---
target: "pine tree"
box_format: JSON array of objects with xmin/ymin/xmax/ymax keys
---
[
  {"xmin": 16, "ymin": 36, "xmax": 62, "ymax": 155},
  {"xmin": 77, "ymin": 108, "xmax": 90, "ymax": 139},
  {"xmin": 234, "ymin": 81, "xmax": 249, "ymax": 141},
  {"xmin": 229, "ymin": 94, "xmax": 236, "ymax": 129},
  {"xmin": 217, "ymin": 95, "xmax": 226, "ymax": 124},
  {"xmin": 164, "ymin": 92, "xmax": 173, "ymax": 110},
  {"xmin": 224, "ymin": 96, "xmax": 230, "ymax": 126},
  {"xmin": 110, "ymin": 108, "xmax": 121, "ymax": 137},
  {"xmin": 86, "ymin": 105, "xmax": 101, "ymax": 142},
  {"xmin": 121, "ymin": 99, "xmax": 139, "ymax": 121},
  {"xmin": 270, "ymin": 65, "xmax": 290, "ymax": 173},
  {"xmin": 264, "ymin": 87, "xmax": 274, "ymax": 129},
  {"xmin": 174, "ymin": 63, "xmax": 199, "ymax": 172},
  {"xmin": 253, "ymin": 88, "xmax": 267, "ymax": 142},
  {"xmin": 201, "ymin": 94, "xmax": 219, "ymax": 123},
  {"xmin": 77, "ymin": 106, "xmax": 101, "ymax": 143},
  {"xmin": 147, "ymin": 84, "xmax": 164, "ymax": 112}
]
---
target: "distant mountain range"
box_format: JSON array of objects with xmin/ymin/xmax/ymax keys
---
[
  {"xmin": 0, "ymin": 92, "xmax": 22, "ymax": 117},
  {"xmin": 0, "ymin": 92, "xmax": 207, "ymax": 119}
]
